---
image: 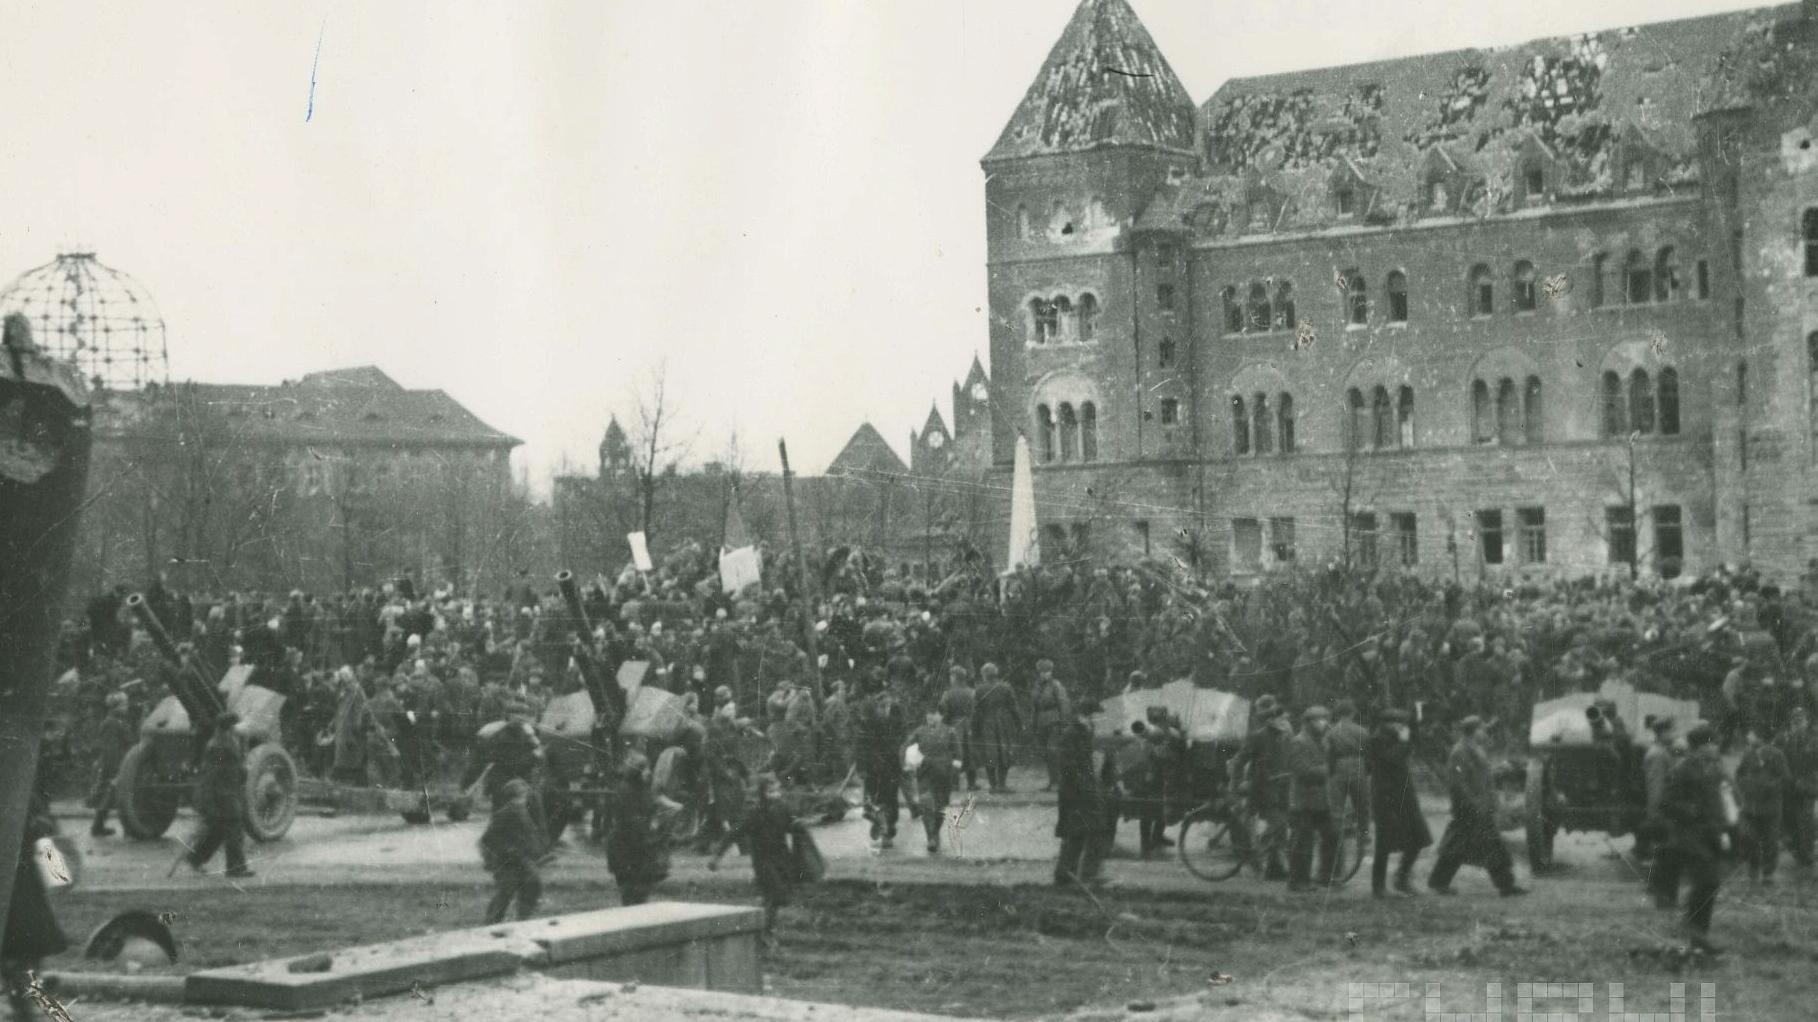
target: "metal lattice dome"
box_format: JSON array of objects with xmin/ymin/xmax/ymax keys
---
[{"xmin": 0, "ymin": 252, "xmax": 167, "ymax": 390}]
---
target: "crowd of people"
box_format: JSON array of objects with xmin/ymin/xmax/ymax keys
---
[{"xmin": 25, "ymin": 543, "xmax": 1818, "ymax": 964}]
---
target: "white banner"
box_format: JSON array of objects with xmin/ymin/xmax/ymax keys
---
[
  {"xmin": 627, "ymin": 531, "xmax": 654, "ymax": 572},
  {"xmin": 719, "ymin": 544, "xmax": 762, "ymax": 594}
]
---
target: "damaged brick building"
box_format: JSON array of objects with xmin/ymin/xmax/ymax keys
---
[{"xmin": 984, "ymin": 0, "xmax": 1818, "ymax": 581}]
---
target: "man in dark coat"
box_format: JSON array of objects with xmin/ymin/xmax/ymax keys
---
[
  {"xmin": 606, "ymin": 756, "xmax": 673, "ymax": 906},
  {"xmin": 1232, "ymin": 695, "xmax": 1289, "ymax": 880},
  {"xmin": 89, "ymin": 692, "xmax": 135, "ymax": 837},
  {"xmin": 1364, "ymin": 707, "xmax": 1431, "ymax": 896},
  {"xmin": 937, "ymin": 666, "xmax": 979, "ymax": 792},
  {"xmin": 1286, "ymin": 706, "xmax": 1337, "ymax": 891},
  {"xmin": 1054, "ymin": 698, "xmax": 1110, "ymax": 887},
  {"xmin": 973, "ymin": 663, "xmax": 1022, "ymax": 793},
  {"xmin": 1030, "ymin": 659, "xmax": 1071, "ymax": 792},
  {"xmin": 1652, "ymin": 723, "xmax": 1729, "ymax": 953},
  {"xmin": 856, "ymin": 673, "xmax": 909, "ymax": 849},
  {"xmin": 480, "ymin": 778, "xmax": 546, "ymax": 923},
  {"xmin": 182, "ymin": 713, "xmax": 254, "ymax": 878},
  {"xmin": 1426, "ymin": 716, "xmax": 1523, "ymax": 897},
  {"xmin": 1735, "ymin": 726, "xmax": 1787, "ymax": 884},
  {"xmin": 1779, "ymin": 707, "xmax": 1818, "ymax": 869}
]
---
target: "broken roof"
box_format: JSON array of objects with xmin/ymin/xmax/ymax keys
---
[
  {"xmin": 826, "ymin": 422, "xmax": 907, "ymax": 478},
  {"xmin": 100, "ymin": 370, "xmax": 520, "ymax": 448},
  {"xmin": 1148, "ymin": 3, "xmax": 1806, "ymax": 236},
  {"xmin": 985, "ymin": 0, "xmax": 1198, "ymax": 163}
]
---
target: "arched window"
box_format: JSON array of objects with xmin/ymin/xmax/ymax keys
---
[
  {"xmin": 1513, "ymin": 261, "xmax": 1537, "ymax": 312},
  {"xmin": 1036, "ymin": 405, "xmax": 1056, "ymax": 462},
  {"xmin": 1496, "ymin": 377, "xmax": 1520, "ymax": 444},
  {"xmin": 1278, "ymin": 393, "xmax": 1296, "ymax": 453},
  {"xmin": 1346, "ymin": 387, "xmax": 1367, "ymax": 451},
  {"xmin": 1232, "ymin": 396, "xmax": 1250, "ymax": 455},
  {"xmin": 1804, "ymin": 209, "xmax": 1818, "ymax": 276},
  {"xmin": 1051, "ymin": 200, "xmax": 1073, "ymax": 237},
  {"xmin": 1246, "ymin": 283, "xmax": 1272, "ymax": 333},
  {"xmin": 1396, "ymin": 386, "xmax": 1414, "ymax": 448},
  {"xmin": 1629, "ymin": 369, "xmax": 1655, "ymax": 434},
  {"xmin": 1031, "ymin": 298, "xmax": 1056, "ymax": 343},
  {"xmin": 1624, "ymin": 249, "xmax": 1652, "ymax": 304},
  {"xmin": 1080, "ymin": 402, "xmax": 1098, "ymax": 461},
  {"xmin": 1523, "ymin": 375, "xmax": 1543, "ymax": 444},
  {"xmin": 1386, "ymin": 270, "xmax": 1408, "ymax": 322},
  {"xmin": 1342, "ymin": 269, "xmax": 1368, "ymax": 325},
  {"xmin": 1157, "ymin": 337, "xmax": 1176, "ymax": 368},
  {"xmin": 1601, "ymin": 371, "xmax": 1626, "ymax": 436},
  {"xmin": 1222, "ymin": 287, "xmax": 1243, "ymax": 334},
  {"xmin": 1657, "ymin": 369, "xmax": 1679, "ymax": 436},
  {"xmin": 1371, "ymin": 386, "xmax": 1394, "ymax": 449},
  {"xmin": 1469, "ymin": 265, "xmax": 1493, "ymax": 317},
  {"xmin": 1077, "ymin": 293, "xmax": 1099, "ymax": 342},
  {"xmin": 1058, "ymin": 403, "xmax": 1078, "ymax": 461},
  {"xmin": 1654, "ymin": 247, "xmax": 1680, "ymax": 302},
  {"xmin": 1052, "ymin": 295, "xmax": 1074, "ymax": 341},
  {"xmin": 1591, "ymin": 252, "xmax": 1608, "ymax": 308},
  {"xmin": 1275, "ymin": 280, "xmax": 1296, "ymax": 330},
  {"xmin": 1086, "ymin": 197, "xmax": 1109, "ymax": 230},
  {"xmin": 1253, "ymin": 393, "xmax": 1273, "ymax": 454},
  {"xmin": 1471, "ymin": 379, "xmax": 1493, "ymax": 443},
  {"xmin": 1014, "ymin": 205, "xmax": 1031, "ymax": 240}
]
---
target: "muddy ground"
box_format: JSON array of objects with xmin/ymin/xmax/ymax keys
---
[{"xmin": 45, "ymin": 866, "xmax": 1818, "ymax": 1020}]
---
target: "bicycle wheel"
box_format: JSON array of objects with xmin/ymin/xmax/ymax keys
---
[
  {"xmin": 1179, "ymin": 804, "xmax": 1249, "ymax": 882},
  {"xmin": 1331, "ymin": 805, "xmax": 1368, "ymax": 884}
]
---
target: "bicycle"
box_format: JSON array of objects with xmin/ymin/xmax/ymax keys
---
[{"xmin": 1178, "ymin": 794, "xmax": 1367, "ymax": 884}]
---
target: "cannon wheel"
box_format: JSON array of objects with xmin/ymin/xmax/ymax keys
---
[
  {"xmin": 1525, "ymin": 757, "xmax": 1555, "ymax": 871},
  {"xmin": 116, "ymin": 741, "xmax": 179, "ymax": 840},
  {"xmin": 243, "ymin": 743, "xmax": 299, "ymax": 841}
]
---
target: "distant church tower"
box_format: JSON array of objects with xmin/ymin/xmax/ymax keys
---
[{"xmin": 599, "ymin": 416, "xmax": 631, "ymax": 479}]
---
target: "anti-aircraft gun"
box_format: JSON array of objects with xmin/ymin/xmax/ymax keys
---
[{"xmin": 113, "ymin": 594, "xmax": 299, "ymax": 842}]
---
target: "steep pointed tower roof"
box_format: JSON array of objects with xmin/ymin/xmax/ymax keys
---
[
  {"xmin": 985, "ymin": 0, "xmax": 1197, "ymax": 163},
  {"xmin": 921, "ymin": 402, "xmax": 950, "ymax": 439},
  {"xmin": 962, "ymin": 354, "xmax": 989, "ymax": 390},
  {"xmin": 603, "ymin": 415, "xmax": 627, "ymax": 446}
]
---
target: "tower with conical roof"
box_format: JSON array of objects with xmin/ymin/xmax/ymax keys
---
[
  {"xmin": 982, "ymin": 0, "xmax": 1197, "ymax": 566},
  {"xmin": 983, "ymin": 0, "xmax": 1197, "ymax": 475}
]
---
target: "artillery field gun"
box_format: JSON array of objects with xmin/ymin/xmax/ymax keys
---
[
  {"xmin": 113, "ymin": 594, "xmax": 300, "ymax": 842},
  {"xmin": 1522, "ymin": 679, "xmax": 1704, "ymax": 870}
]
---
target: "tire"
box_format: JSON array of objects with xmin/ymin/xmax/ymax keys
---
[
  {"xmin": 243, "ymin": 743, "xmax": 299, "ymax": 841},
  {"xmin": 1332, "ymin": 804, "xmax": 1368, "ymax": 884},
  {"xmin": 1525, "ymin": 757, "xmax": 1554, "ymax": 871},
  {"xmin": 1178, "ymin": 804, "xmax": 1248, "ymax": 882},
  {"xmin": 115, "ymin": 741, "xmax": 179, "ymax": 840}
]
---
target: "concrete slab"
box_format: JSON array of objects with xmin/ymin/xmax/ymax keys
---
[
  {"xmin": 184, "ymin": 926, "xmax": 546, "ymax": 1010},
  {"xmin": 183, "ymin": 903, "xmax": 765, "ymax": 1010}
]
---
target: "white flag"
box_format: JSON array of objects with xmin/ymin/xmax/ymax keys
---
[{"xmin": 627, "ymin": 531, "xmax": 654, "ymax": 572}]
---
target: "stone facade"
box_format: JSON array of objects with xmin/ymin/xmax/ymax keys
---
[{"xmin": 981, "ymin": 0, "xmax": 1818, "ymax": 582}]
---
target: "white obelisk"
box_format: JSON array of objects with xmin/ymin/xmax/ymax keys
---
[{"xmin": 1006, "ymin": 433, "xmax": 1040, "ymax": 571}]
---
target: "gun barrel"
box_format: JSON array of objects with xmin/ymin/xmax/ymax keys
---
[
  {"xmin": 554, "ymin": 570, "xmax": 625, "ymax": 725},
  {"xmin": 126, "ymin": 593, "xmax": 225, "ymax": 720}
]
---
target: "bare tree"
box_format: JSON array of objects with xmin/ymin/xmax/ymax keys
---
[
  {"xmin": 625, "ymin": 362, "xmax": 691, "ymax": 548},
  {"xmin": 1328, "ymin": 434, "xmax": 1379, "ymax": 574}
]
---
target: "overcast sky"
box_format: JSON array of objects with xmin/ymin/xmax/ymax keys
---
[{"xmin": 0, "ymin": 0, "xmax": 1762, "ymax": 492}]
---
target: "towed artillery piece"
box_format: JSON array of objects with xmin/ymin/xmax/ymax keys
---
[
  {"xmin": 112, "ymin": 595, "xmax": 300, "ymax": 842},
  {"xmin": 1521, "ymin": 679, "xmax": 1704, "ymax": 870}
]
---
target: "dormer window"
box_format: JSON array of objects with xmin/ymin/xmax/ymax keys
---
[
  {"xmin": 1426, "ymin": 178, "xmax": 1448, "ymax": 210},
  {"xmin": 1335, "ymin": 187, "xmax": 1356, "ymax": 216},
  {"xmin": 1625, "ymin": 160, "xmax": 1646, "ymax": 191}
]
